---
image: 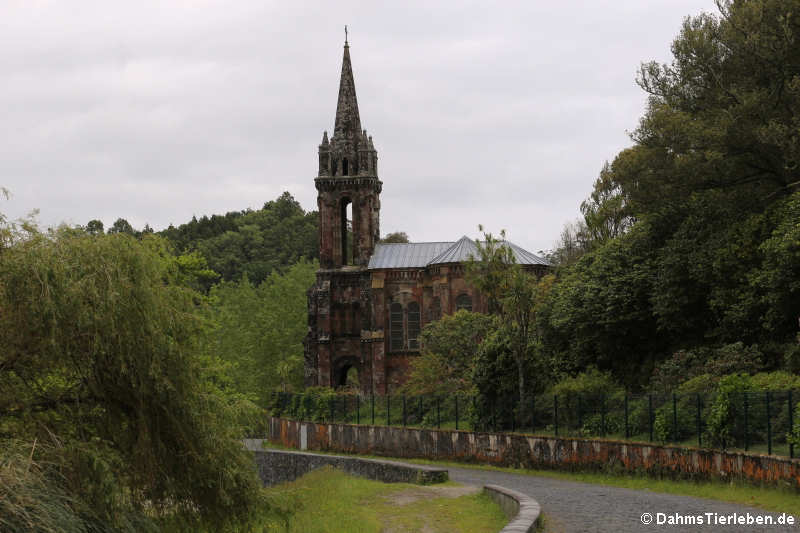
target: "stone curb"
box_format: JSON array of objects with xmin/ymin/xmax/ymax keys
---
[{"xmin": 484, "ymin": 484, "xmax": 542, "ymax": 533}]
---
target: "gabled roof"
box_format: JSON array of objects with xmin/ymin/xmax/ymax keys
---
[
  {"xmin": 367, "ymin": 236, "xmax": 549, "ymax": 270},
  {"xmin": 428, "ymin": 235, "xmax": 476, "ymax": 265}
]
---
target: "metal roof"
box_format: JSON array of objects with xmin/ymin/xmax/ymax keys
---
[
  {"xmin": 428, "ymin": 236, "xmax": 477, "ymax": 265},
  {"xmin": 367, "ymin": 242, "xmax": 453, "ymax": 269},
  {"xmin": 368, "ymin": 236, "xmax": 549, "ymax": 269}
]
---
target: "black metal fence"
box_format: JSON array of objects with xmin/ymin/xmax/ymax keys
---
[{"xmin": 268, "ymin": 389, "xmax": 799, "ymax": 458}]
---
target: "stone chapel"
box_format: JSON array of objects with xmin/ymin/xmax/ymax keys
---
[{"xmin": 304, "ymin": 39, "xmax": 549, "ymax": 394}]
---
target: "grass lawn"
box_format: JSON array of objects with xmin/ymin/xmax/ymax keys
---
[{"xmin": 260, "ymin": 466, "xmax": 508, "ymax": 532}]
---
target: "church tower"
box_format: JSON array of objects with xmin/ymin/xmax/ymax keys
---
[
  {"xmin": 316, "ymin": 37, "xmax": 381, "ymax": 268},
  {"xmin": 306, "ymin": 35, "xmax": 384, "ymax": 393}
]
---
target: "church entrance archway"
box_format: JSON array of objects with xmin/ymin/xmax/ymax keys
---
[{"xmin": 333, "ymin": 356, "xmax": 360, "ymax": 390}]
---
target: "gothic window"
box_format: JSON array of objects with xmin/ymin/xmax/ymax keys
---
[
  {"xmin": 342, "ymin": 158, "xmax": 349, "ymax": 176},
  {"xmin": 390, "ymin": 303, "xmax": 403, "ymax": 351},
  {"xmin": 455, "ymin": 293, "xmax": 472, "ymax": 312},
  {"xmin": 407, "ymin": 302, "xmax": 420, "ymax": 350}
]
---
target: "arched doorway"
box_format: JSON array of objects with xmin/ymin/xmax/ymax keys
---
[{"xmin": 333, "ymin": 356, "xmax": 360, "ymax": 390}]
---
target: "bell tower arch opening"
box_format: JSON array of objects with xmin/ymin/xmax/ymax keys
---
[{"xmin": 340, "ymin": 197, "xmax": 352, "ymax": 265}]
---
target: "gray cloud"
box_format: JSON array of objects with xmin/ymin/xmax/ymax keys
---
[{"xmin": 1, "ymin": 0, "xmax": 712, "ymax": 253}]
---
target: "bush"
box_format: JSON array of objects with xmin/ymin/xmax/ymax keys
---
[
  {"xmin": 789, "ymin": 402, "xmax": 800, "ymax": 449},
  {"xmin": 548, "ymin": 368, "xmax": 623, "ymax": 398},
  {"xmin": 705, "ymin": 374, "xmax": 753, "ymax": 448}
]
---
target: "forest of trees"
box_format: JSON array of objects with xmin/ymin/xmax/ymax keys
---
[{"xmin": 404, "ymin": 0, "xmax": 800, "ymax": 433}]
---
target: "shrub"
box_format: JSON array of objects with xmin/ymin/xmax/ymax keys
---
[{"xmin": 705, "ymin": 374, "xmax": 753, "ymax": 448}]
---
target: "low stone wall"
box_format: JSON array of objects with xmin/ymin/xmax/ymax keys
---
[
  {"xmin": 266, "ymin": 417, "xmax": 800, "ymax": 489},
  {"xmin": 484, "ymin": 484, "xmax": 541, "ymax": 533},
  {"xmin": 247, "ymin": 445, "xmax": 448, "ymax": 486}
]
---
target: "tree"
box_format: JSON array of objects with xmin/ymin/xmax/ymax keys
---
[
  {"xmin": 380, "ymin": 231, "xmax": 410, "ymax": 243},
  {"xmin": 162, "ymin": 192, "xmax": 318, "ymax": 285},
  {"xmin": 501, "ymin": 268, "xmax": 555, "ymax": 412},
  {"xmin": 402, "ymin": 310, "xmax": 495, "ymax": 395},
  {"xmin": 539, "ymin": 0, "xmax": 800, "ymax": 385},
  {"xmin": 209, "ymin": 259, "xmax": 317, "ymax": 405},
  {"xmin": 465, "ymin": 226, "xmax": 555, "ymax": 417},
  {"xmin": 465, "ymin": 226, "xmax": 515, "ymax": 315},
  {"xmin": 107, "ymin": 217, "xmax": 135, "ymax": 235},
  {"xmin": 0, "ymin": 228, "xmax": 263, "ymax": 530},
  {"xmin": 580, "ymin": 162, "xmax": 633, "ymax": 245},
  {"xmin": 85, "ymin": 219, "xmax": 104, "ymax": 235}
]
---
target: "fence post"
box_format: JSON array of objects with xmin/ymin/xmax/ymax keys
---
[
  {"xmin": 473, "ymin": 396, "xmax": 476, "ymax": 430},
  {"xmin": 356, "ymin": 394, "xmax": 360, "ymax": 425},
  {"xmin": 371, "ymin": 393, "xmax": 375, "ymax": 425},
  {"xmin": 744, "ymin": 392, "xmax": 749, "ymax": 451},
  {"xmin": 455, "ymin": 394, "xmax": 459, "ymax": 431},
  {"xmin": 789, "ymin": 390, "xmax": 795, "ymax": 459},
  {"xmin": 512, "ymin": 399, "xmax": 516, "ymax": 433},
  {"xmin": 601, "ymin": 395, "xmax": 606, "ymax": 437},
  {"xmin": 624, "ymin": 395, "xmax": 629, "ymax": 439},
  {"xmin": 672, "ymin": 393, "xmax": 678, "ymax": 443},
  {"xmin": 696, "ymin": 393, "xmax": 702, "ymax": 447},
  {"xmin": 766, "ymin": 391, "xmax": 772, "ymax": 455},
  {"xmin": 648, "ymin": 394, "xmax": 654, "ymax": 442},
  {"xmin": 403, "ymin": 394, "xmax": 407, "ymax": 427},
  {"xmin": 554, "ymin": 395, "xmax": 559, "ymax": 437}
]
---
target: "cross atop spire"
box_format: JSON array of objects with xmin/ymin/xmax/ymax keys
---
[
  {"xmin": 344, "ymin": 25, "xmax": 348, "ymax": 45},
  {"xmin": 333, "ymin": 35, "xmax": 361, "ymax": 139}
]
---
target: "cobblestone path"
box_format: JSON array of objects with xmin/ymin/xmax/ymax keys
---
[{"xmin": 447, "ymin": 466, "xmax": 796, "ymax": 533}]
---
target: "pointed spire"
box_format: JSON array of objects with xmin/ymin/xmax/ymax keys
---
[
  {"xmin": 321, "ymin": 130, "xmax": 329, "ymax": 146},
  {"xmin": 333, "ymin": 38, "xmax": 362, "ymax": 139}
]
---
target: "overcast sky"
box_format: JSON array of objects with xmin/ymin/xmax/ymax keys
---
[{"xmin": 1, "ymin": 0, "xmax": 714, "ymax": 254}]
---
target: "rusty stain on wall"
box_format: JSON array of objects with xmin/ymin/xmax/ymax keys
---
[{"xmin": 267, "ymin": 417, "xmax": 800, "ymax": 489}]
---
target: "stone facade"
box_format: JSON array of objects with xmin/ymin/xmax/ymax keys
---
[{"xmin": 305, "ymin": 40, "xmax": 549, "ymax": 394}]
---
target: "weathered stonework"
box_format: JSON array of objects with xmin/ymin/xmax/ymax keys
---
[
  {"xmin": 267, "ymin": 417, "xmax": 800, "ymax": 489},
  {"xmin": 246, "ymin": 446, "xmax": 448, "ymax": 487}
]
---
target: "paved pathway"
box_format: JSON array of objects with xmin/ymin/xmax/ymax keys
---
[{"xmin": 447, "ymin": 467, "xmax": 797, "ymax": 533}]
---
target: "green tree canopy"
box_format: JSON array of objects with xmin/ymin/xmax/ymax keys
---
[
  {"xmin": 380, "ymin": 231, "xmax": 410, "ymax": 243},
  {"xmin": 0, "ymin": 228, "xmax": 262, "ymax": 530},
  {"xmin": 209, "ymin": 259, "xmax": 317, "ymax": 405},
  {"xmin": 539, "ymin": 0, "xmax": 800, "ymax": 386},
  {"xmin": 160, "ymin": 192, "xmax": 318, "ymax": 285}
]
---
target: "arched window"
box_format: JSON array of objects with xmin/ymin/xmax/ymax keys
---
[
  {"xmin": 455, "ymin": 293, "xmax": 472, "ymax": 312},
  {"xmin": 407, "ymin": 302, "xmax": 420, "ymax": 350},
  {"xmin": 342, "ymin": 158, "xmax": 349, "ymax": 176},
  {"xmin": 390, "ymin": 303, "xmax": 403, "ymax": 351}
]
